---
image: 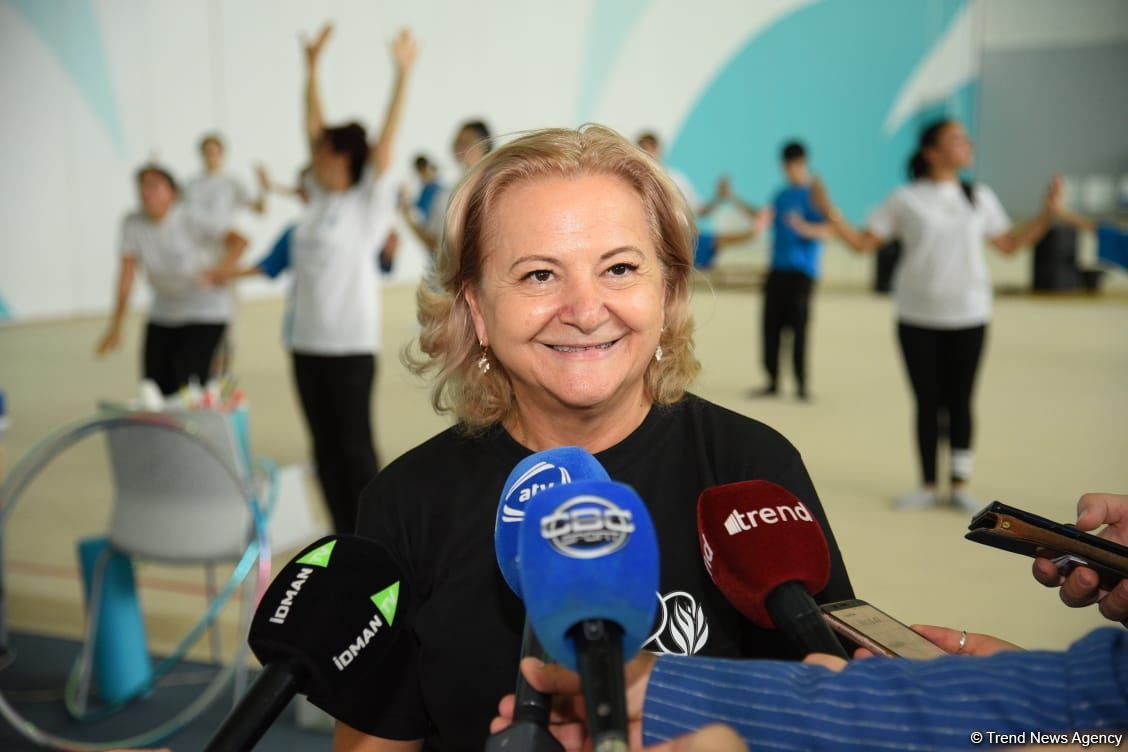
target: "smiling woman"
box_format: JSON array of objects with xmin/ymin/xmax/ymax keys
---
[
  {"xmin": 326, "ymin": 125, "xmax": 854, "ymax": 752},
  {"xmin": 410, "ymin": 125, "xmax": 699, "ymax": 440}
]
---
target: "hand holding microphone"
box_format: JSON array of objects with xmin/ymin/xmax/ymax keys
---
[
  {"xmin": 204, "ymin": 535, "xmax": 408, "ymax": 752},
  {"xmin": 518, "ymin": 480, "xmax": 660, "ymax": 752},
  {"xmin": 697, "ymin": 480, "xmax": 847, "ymax": 658}
]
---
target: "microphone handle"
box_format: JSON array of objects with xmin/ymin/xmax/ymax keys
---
[
  {"xmin": 513, "ymin": 619, "xmax": 553, "ymax": 726},
  {"xmin": 570, "ymin": 619, "xmax": 629, "ymax": 752},
  {"xmin": 204, "ymin": 661, "xmax": 300, "ymax": 752},
  {"xmin": 766, "ymin": 581, "xmax": 848, "ymax": 659}
]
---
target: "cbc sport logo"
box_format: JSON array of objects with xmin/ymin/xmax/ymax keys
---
[
  {"xmin": 501, "ymin": 461, "xmax": 573, "ymax": 523},
  {"xmin": 540, "ymin": 495, "xmax": 635, "ymax": 559}
]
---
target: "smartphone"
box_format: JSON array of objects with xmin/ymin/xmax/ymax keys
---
[
  {"xmin": 966, "ymin": 501, "xmax": 1128, "ymax": 591},
  {"xmin": 821, "ymin": 599, "xmax": 947, "ymax": 659}
]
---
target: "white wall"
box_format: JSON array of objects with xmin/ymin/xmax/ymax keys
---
[{"xmin": 0, "ymin": 0, "xmax": 1123, "ymax": 322}]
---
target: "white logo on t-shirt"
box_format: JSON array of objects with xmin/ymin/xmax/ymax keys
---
[{"xmin": 644, "ymin": 591, "xmax": 709, "ymax": 655}]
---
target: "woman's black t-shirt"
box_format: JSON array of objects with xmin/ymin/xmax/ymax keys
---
[{"xmin": 326, "ymin": 394, "xmax": 854, "ymax": 749}]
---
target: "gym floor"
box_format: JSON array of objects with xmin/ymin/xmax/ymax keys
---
[{"xmin": 0, "ymin": 257, "xmax": 1124, "ymax": 666}]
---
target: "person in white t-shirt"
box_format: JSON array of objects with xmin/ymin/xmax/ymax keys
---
[
  {"xmin": 185, "ymin": 134, "xmax": 266, "ymax": 224},
  {"xmin": 207, "ymin": 23, "xmax": 416, "ymax": 534},
  {"xmin": 813, "ymin": 119, "xmax": 1059, "ymax": 512},
  {"xmin": 184, "ymin": 134, "xmax": 267, "ymax": 377},
  {"xmin": 95, "ymin": 165, "xmax": 249, "ymax": 395}
]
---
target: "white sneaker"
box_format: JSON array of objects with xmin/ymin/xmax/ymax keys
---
[
  {"xmin": 952, "ymin": 489, "xmax": 983, "ymax": 515},
  {"xmin": 896, "ymin": 487, "xmax": 939, "ymax": 510}
]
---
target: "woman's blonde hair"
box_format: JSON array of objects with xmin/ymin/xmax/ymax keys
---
[{"xmin": 404, "ymin": 123, "xmax": 700, "ymax": 429}]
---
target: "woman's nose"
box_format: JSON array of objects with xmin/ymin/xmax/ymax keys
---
[{"xmin": 558, "ymin": 275, "xmax": 606, "ymax": 332}]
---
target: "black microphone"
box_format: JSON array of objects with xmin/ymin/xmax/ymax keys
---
[{"xmin": 205, "ymin": 535, "xmax": 408, "ymax": 751}]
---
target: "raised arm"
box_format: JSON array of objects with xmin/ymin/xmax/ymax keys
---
[
  {"xmin": 1054, "ymin": 205, "xmax": 1096, "ymax": 234},
  {"xmin": 371, "ymin": 29, "xmax": 418, "ymax": 177},
  {"xmin": 786, "ymin": 212, "xmax": 835, "ymax": 241},
  {"xmin": 810, "ymin": 177, "xmax": 886, "ymax": 253},
  {"xmin": 697, "ymin": 176, "xmax": 731, "ymax": 219},
  {"xmin": 95, "ymin": 255, "xmax": 137, "ymax": 357},
  {"xmin": 989, "ymin": 175, "xmax": 1060, "ymax": 255},
  {"xmin": 399, "ymin": 196, "xmax": 440, "ymax": 255},
  {"xmin": 255, "ymin": 163, "xmax": 302, "ymax": 199},
  {"xmin": 728, "ymin": 189, "xmax": 762, "ymax": 223},
  {"xmin": 303, "ymin": 23, "xmax": 334, "ymax": 157}
]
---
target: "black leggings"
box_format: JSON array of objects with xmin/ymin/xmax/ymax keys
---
[
  {"xmin": 143, "ymin": 322, "xmax": 226, "ymax": 395},
  {"xmin": 762, "ymin": 270, "xmax": 815, "ymax": 389},
  {"xmin": 897, "ymin": 322, "xmax": 986, "ymax": 485},
  {"xmin": 292, "ymin": 352, "xmax": 379, "ymax": 534}
]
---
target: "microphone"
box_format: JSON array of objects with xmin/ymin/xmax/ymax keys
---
[
  {"xmin": 487, "ymin": 448, "xmax": 609, "ymax": 752},
  {"xmin": 495, "ymin": 446, "xmax": 610, "ymax": 600},
  {"xmin": 519, "ymin": 480, "xmax": 659, "ymax": 751},
  {"xmin": 697, "ymin": 480, "xmax": 847, "ymax": 658},
  {"xmin": 205, "ymin": 535, "xmax": 408, "ymax": 752}
]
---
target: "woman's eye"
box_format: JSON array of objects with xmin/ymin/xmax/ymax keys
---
[
  {"xmin": 524, "ymin": 269, "xmax": 553, "ymax": 283},
  {"xmin": 607, "ymin": 263, "xmax": 637, "ymax": 277}
]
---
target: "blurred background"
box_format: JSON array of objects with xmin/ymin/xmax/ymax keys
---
[
  {"xmin": 0, "ymin": 0, "xmax": 1125, "ymax": 748},
  {"xmin": 1, "ymin": 0, "xmax": 1126, "ymax": 316}
]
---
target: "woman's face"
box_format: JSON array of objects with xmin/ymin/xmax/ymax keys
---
[
  {"xmin": 139, "ymin": 172, "xmax": 175, "ymax": 219},
  {"xmin": 466, "ymin": 173, "xmax": 666, "ymax": 417},
  {"xmin": 312, "ymin": 140, "xmax": 350, "ymax": 191},
  {"xmin": 929, "ymin": 122, "xmax": 974, "ymax": 172}
]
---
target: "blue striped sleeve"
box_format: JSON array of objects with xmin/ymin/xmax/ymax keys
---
[
  {"xmin": 642, "ymin": 628, "xmax": 1126, "ymax": 751},
  {"xmin": 257, "ymin": 225, "xmax": 295, "ymax": 279}
]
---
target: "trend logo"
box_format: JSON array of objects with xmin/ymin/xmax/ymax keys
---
[
  {"xmin": 540, "ymin": 495, "xmax": 634, "ymax": 559},
  {"xmin": 724, "ymin": 502, "xmax": 813, "ymax": 536},
  {"xmin": 501, "ymin": 461, "xmax": 573, "ymax": 523},
  {"xmin": 370, "ymin": 581, "xmax": 400, "ymax": 626},
  {"xmin": 296, "ymin": 539, "xmax": 337, "ymax": 568}
]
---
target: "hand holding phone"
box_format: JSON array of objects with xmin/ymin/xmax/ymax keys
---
[
  {"xmin": 1029, "ymin": 493, "xmax": 1128, "ymax": 624},
  {"xmin": 820, "ymin": 600, "xmax": 946, "ymax": 660}
]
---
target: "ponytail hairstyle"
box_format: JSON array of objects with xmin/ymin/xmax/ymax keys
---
[{"xmin": 907, "ymin": 118, "xmax": 975, "ymax": 206}]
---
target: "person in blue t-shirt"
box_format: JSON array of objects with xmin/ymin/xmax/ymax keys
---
[
  {"xmin": 752, "ymin": 141, "xmax": 832, "ymax": 401},
  {"xmin": 410, "ymin": 153, "xmax": 442, "ymax": 222}
]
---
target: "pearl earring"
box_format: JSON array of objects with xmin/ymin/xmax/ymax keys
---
[
  {"xmin": 655, "ymin": 344, "xmax": 663, "ymax": 362},
  {"xmin": 476, "ymin": 343, "xmax": 490, "ymax": 374}
]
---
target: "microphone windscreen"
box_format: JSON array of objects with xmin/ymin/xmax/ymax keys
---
[
  {"xmin": 248, "ymin": 535, "xmax": 408, "ymax": 702},
  {"xmin": 697, "ymin": 480, "xmax": 830, "ymax": 628},
  {"xmin": 494, "ymin": 447, "xmax": 609, "ymax": 599},
  {"xmin": 518, "ymin": 480, "xmax": 659, "ymax": 671}
]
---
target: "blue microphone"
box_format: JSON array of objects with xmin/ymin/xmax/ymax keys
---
[
  {"xmin": 518, "ymin": 480, "xmax": 659, "ymax": 750},
  {"xmin": 487, "ymin": 448, "xmax": 609, "ymax": 752},
  {"xmin": 494, "ymin": 446, "xmax": 610, "ymax": 598}
]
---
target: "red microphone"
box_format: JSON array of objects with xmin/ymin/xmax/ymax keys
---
[{"xmin": 697, "ymin": 480, "xmax": 846, "ymax": 657}]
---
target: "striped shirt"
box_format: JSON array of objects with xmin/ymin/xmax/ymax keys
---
[{"xmin": 643, "ymin": 627, "xmax": 1127, "ymax": 750}]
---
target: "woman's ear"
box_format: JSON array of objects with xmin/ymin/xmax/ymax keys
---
[{"xmin": 463, "ymin": 284, "xmax": 489, "ymax": 347}]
